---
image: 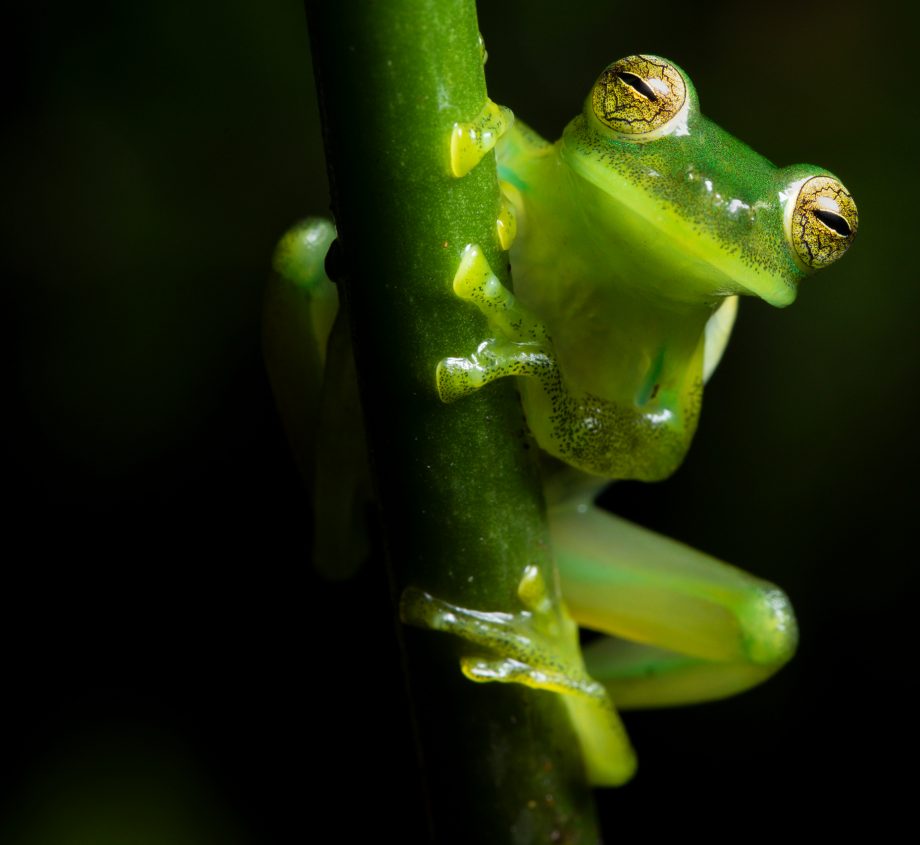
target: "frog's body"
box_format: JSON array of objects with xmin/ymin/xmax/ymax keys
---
[
  {"xmin": 266, "ymin": 55, "xmax": 857, "ymax": 787},
  {"xmin": 499, "ymin": 119, "xmax": 715, "ymax": 481}
]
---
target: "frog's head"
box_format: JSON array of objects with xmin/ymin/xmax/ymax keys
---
[{"xmin": 562, "ymin": 55, "xmax": 858, "ymax": 307}]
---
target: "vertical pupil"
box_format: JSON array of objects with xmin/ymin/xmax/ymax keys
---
[{"xmin": 616, "ymin": 71, "xmax": 659, "ymax": 102}]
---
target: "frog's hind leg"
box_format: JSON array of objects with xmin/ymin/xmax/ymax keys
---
[
  {"xmin": 550, "ymin": 503, "xmax": 797, "ymax": 708},
  {"xmin": 263, "ymin": 218, "xmax": 371, "ymax": 579},
  {"xmin": 263, "ymin": 218, "xmax": 340, "ymax": 484}
]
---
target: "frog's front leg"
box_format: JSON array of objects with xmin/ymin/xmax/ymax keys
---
[
  {"xmin": 401, "ymin": 565, "xmax": 636, "ymax": 786},
  {"xmin": 436, "ymin": 244, "xmax": 556, "ymax": 403}
]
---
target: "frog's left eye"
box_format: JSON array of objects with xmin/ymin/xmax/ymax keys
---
[
  {"xmin": 591, "ymin": 55, "xmax": 688, "ymax": 141},
  {"xmin": 788, "ymin": 176, "xmax": 859, "ymax": 270}
]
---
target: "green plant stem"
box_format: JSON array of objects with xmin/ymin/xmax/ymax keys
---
[{"xmin": 304, "ymin": 1, "xmax": 600, "ymax": 841}]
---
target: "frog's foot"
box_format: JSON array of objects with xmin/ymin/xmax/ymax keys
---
[
  {"xmin": 437, "ymin": 339, "xmax": 554, "ymax": 403},
  {"xmin": 401, "ymin": 565, "xmax": 637, "ymax": 786},
  {"xmin": 451, "ymin": 98, "xmax": 514, "ymax": 178},
  {"xmin": 436, "ymin": 244, "xmax": 555, "ymax": 403}
]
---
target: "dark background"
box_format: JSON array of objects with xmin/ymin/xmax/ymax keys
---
[{"xmin": 4, "ymin": 0, "xmax": 915, "ymax": 841}]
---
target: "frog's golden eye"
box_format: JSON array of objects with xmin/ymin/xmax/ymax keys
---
[
  {"xmin": 591, "ymin": 55, "xmax": 688, "ymax": 140},
  {"xmin": 789, "ymin": 176, "xmax": 858, "ymax": 269}
]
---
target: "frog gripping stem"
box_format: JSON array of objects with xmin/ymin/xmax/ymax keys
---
[
  {"xmin": 450, "ymin": 98, "xmax": 514, "ymax": 178},
  {"xmin": 436, "ymin": 244, "xmax": 555, "ymax": 403},
  {"xmin": 400, "ymin": 565, "xmax": 637, "ymax": 786}
]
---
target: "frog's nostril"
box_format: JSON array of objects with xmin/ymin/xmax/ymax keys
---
[
  {"xmin": 813, "ymin": 209, "xmax": 851, "ymax": 238},
  {"xmin": 616, "ymin": 71, "xmax": 659, "ymax": 102}
]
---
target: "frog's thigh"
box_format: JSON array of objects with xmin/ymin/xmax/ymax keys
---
[
  {"xmin": 312, "ymin": 312, "xmax": 372, "ymax": 580},
  {"xmin": 264, "ymin": 218, "xmax": 339, "ymax": 481},
  {"xmin": 550, "ymin": 505, "xmax": 797, "ymax": 709}
]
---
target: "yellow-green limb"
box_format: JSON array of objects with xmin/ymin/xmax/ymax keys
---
[
  {"xmin": 262, "ymin": 218, "xmax": 338, "ymax": 486},
  {"xmin": 263, "ymin": 219, "xmax": 371, "ymax": 580},
  {"xmin": 436, "ymin": 244, "xmax": 553, "ymax": 402},
  {"xmin": 551, "ymin": 502, "xmax": 797, "ymax": 708},
  {"xmin": 450, "ymin": 99, "xmax": 514, "ymax": 178},
  {"xmin": 496, "ymin": 189, "xmax": 517, "ymax": 250},
  {"xmin": 401, "ymin": 564, "xmax": 636, "ymax": 786}
]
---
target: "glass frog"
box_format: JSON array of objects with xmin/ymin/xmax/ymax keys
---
[{"xmin": 265, "ymin": 54, "xmax": 857, "ymax": 787}]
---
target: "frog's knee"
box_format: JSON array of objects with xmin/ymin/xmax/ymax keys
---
[
  {"xmin": 272, "ymin": 217, "xmax": 336, "ymax": 292},
  {"xmin": 737, "ymin": 584, "xmax": 798, "ymax": 669}
]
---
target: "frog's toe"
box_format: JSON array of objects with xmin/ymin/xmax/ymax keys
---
[
  {"xmin": 450, "ymin": 99, "xmax": 514, "ymax": 178},
  {"xmin": 401, "ymin": 576, "xmax": 637, "ymax": 788},
  {"xmin": 436, "ymin": 356, "xmax": 485, "ymax": 403},
  {"xmin": 461, "ymin": 655, "xmax": 530, "ymax": 684}
]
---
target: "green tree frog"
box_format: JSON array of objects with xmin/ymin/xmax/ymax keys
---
[{"xmin": 265, "ymin": 54, "xmax": 857, "ymax": 787}]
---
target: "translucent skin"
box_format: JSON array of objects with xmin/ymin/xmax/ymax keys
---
[
  {"xmin": 421, "ymin": 56, "xmax": 853, "ymax": 786},
  {"xmin": 268, "ymin": 57, "xmax": 855, "ymax": 789},
  {"xmin": 495, "ymin": 60, "xmax": 844, "ymax": 480}
]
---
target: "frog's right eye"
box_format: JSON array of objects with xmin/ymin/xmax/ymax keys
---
[
  {"xmin": 787, "ymin": 175, "xmax": 859, "ymax": 270},
  {"xmin": 591, "ymin": 55, "xmax": 688, "ymax": 142}
]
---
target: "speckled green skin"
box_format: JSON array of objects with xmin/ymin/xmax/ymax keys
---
[{"xmin": 496, "ymin": 66, "xmax": 836, "ymax": 480}]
